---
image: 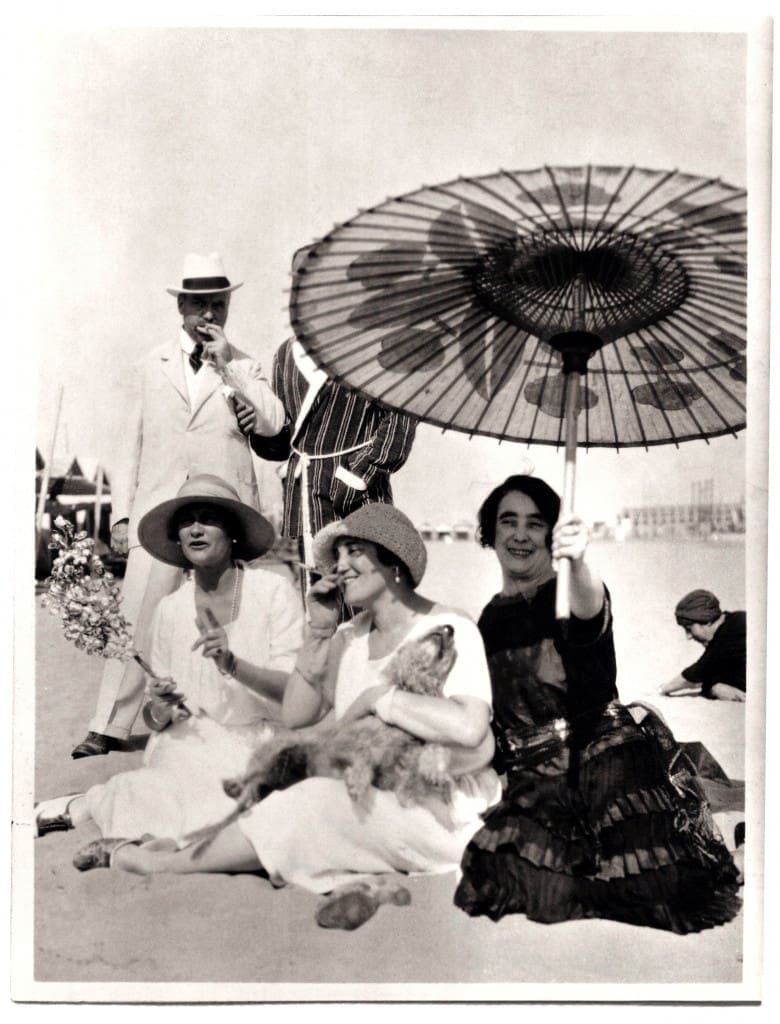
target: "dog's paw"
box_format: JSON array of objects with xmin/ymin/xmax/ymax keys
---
[
  {"xmin": 222, "ymin": 777, "xmax": 244, "ymax": 800},
  {"xmin": 344, "ymin": 762, "xmax": 373, "ymax": 803}
]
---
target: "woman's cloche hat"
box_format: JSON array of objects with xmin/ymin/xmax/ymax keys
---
[
  {"xmin": 166, "ymin": 252, "xmax": 243, "ymax": 297},
  {"xmin": 313, "ymin": 503, "xmax": 427, "ymax": 587},
  {"xmin": 138, "ymin": 474, "xmax": 275, "ymax": 569}
]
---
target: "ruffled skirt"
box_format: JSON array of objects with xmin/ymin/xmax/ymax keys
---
[{"xmin": 454, "ymin": 702, "xmax": 742, "ymax": 933}]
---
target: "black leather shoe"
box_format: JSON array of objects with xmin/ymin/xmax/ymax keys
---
[
  {"xmin": 71, "ymin": 732, "xmax": 120, "ymax": 759},
  {"xmin": 37, "ymin": 812, "xmax": 72, "ymax": 836}
]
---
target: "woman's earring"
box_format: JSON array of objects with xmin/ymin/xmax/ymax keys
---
[
  {"xmin": 393, "ymin": 566, "xmax": 401, "ymax": 584},
  {"xmin": 232, "ymin": 539, "xmax": 237, "ymax": 544}
]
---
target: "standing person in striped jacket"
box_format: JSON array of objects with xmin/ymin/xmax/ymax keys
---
[{"xmin": 250, "ymin": 333, "xmax": 417, "ymax": 573}]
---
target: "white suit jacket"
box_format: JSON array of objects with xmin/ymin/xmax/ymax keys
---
[{"xmin": 111, "ymin": 338, "xmax": 285, "ymax": 548}]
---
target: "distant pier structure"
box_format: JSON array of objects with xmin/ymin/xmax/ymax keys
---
[
  {"xmin": 452, "ymin": 521, "xmax": 474, "ymax": 541},
  {"xmin": 621, "ymin": 479, "xmax": 744, "ymax": 539},
  {"xmin": 419, "ymin": 522, "xmax": 435, "ymax": 542},
  {"xmin": 418, "ymin": 520, "xmax": 476, "ymax": 542}
]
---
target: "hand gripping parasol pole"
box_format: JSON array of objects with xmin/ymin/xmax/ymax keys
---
[{"xmin": 548, "ymin": 275, "xmax": 601, "ymax": 623}]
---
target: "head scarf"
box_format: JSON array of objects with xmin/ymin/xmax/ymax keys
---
[{"xmin": 675, "ymin": 589, "xmax": 721, "ymax": 626}]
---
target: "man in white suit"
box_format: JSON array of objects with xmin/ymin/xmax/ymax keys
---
[{"xmin": 72, "ymin": 253, "xmax": 285, "ymax": 757}]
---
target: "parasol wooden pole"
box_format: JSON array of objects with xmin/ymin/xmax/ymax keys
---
[
  {"xmin": 555, "ymin": 374, "xmax": 581, "ymax": 622},
  {"xmin": 36, "ymin": 385, "xmax": 64, "ymax": 534},
  {"xmin": 554, "ymin": 274, "xmax": 587, "ymax": 623}
]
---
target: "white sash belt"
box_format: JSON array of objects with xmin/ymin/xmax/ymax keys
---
[{"xmin": 290, "ymin": 439, "xmax": 372, "ymax": 566}]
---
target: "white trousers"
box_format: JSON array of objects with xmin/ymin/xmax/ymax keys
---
[{"xmin": 89, "ymin": 545, "xmax": 182, "ymax": 739}]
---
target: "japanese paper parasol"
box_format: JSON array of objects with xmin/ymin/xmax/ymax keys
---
[{"xmin": 289, "ymin": 164, "xmax": 746, "ymax": 618}]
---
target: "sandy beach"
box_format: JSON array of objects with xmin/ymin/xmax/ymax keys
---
[{"xmin": 23, "ymin": 538, "xmax": 750, "ymax": 996}]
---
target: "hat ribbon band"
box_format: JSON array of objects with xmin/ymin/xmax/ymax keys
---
[{"xmin": 182, "ymin": 276, "xmax": 230, "ymax": 291}]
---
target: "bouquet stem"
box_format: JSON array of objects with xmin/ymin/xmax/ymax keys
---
[{"xmin": 133, "ymin": 653, "xmax": 193, "ymax": 718}]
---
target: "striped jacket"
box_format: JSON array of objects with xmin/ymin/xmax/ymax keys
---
[{"xmin": 250, "ymin": 338, "xmax": 417, "ymax": 538}]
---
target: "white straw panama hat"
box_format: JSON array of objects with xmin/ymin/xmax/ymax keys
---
[
  {"xmin": 313, "ymin": 503, "xmax": 427, "ymax": 588},
  {"xmin": 166, "ymin": 252, "xmax": 244, "ymax": 296},
  {"xmin": 138, "ymin": 475, "xmax": 275, "ymax": 569}
]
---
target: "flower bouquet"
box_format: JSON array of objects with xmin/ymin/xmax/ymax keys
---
[{"xmin": 41, "ymin": 516, "xmax": 191, "ymax": 721}]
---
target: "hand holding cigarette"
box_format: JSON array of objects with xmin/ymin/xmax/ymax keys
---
[{"xmin": 193, "ymin": 320, "xmax": 232, "ymax": 368}]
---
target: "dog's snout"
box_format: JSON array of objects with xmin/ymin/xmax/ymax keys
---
[{"xmin": 432, "ymin": 623, "xmax": 455, "ymax": 659}]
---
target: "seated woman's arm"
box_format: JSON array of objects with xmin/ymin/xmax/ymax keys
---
[
  {"xmin": 377, "ymin": 690, "xmax": 491, "ymax": 748},
  {"xmin": 206, "ymin": 575, "xmax": 304, "ymax": 702},
  {"xmin": 384, "ymin": 691, "xmax": 494, "ymax": 775},
  {"xmin": 339, "ymin": 686, "xmax": 494, "ymax": 774},
  {"xmin": 659, "ymin": 673, "xmax": 702, "ymax": 697},
  {"xmin": 282, "ymin": 630, "xmax": 339, "ymax": 728},
  {"xmin": 142, "ymin": 594, "xmax": 187, "ymax": 730},
  {"xmin": 282, "ymin": 572, "xmax": 344, "ymax": 728},
  {"xmin": 227, "ymin": 661, "xmax": 290, "ymax": 701}
]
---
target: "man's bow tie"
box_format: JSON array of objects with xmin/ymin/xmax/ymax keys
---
[{"xmin": 189, "ymin": 341, "xmax": 203, "ymax": 373}]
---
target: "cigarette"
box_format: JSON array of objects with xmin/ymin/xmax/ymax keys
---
[{"xmin": 292, "ymin": 560, "xmax": 320, "ymax": 573}]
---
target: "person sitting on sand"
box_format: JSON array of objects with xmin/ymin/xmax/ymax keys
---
[
  {"xmin": 453, "ymin": 475, "xmax": 742, "ymax": 933},
  {"xmin": 46, "ymin": 503, "xmax": 501, "ymax": 930},
  {"xmin": 659, "ymin": 589, "xmax": 746, "ymax": 702},
  {"xmin": 35, "ymin": 475, "xmax": 303, "ymax": 852}
]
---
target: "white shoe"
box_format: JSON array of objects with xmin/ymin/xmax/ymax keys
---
[{"xmin": 35, "ymin": 794, "xmax": 81, "ymax": 837}]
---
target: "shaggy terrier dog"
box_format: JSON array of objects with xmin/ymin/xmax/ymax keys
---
[{"xmin": 186, "ymin": 623, "xmax": 459, "ymax": 848}]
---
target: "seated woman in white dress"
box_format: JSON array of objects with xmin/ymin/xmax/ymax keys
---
[
  {"xmin": 56, "ymin": 503, "xmax": 501, "ymax": 886},
  {"xmin": 35, "ymin": 475, "xmax": 303, "ymax": 856}
]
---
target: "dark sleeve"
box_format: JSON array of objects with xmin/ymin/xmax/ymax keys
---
[
  {"xmin": 565, "ymin": 587, "xmax": 612, "ymax": 647},
  {"xmin": 559, "ymin": 587, "xmax": 619, "ymax": 716},
  {"xmin": 682, "ymin": 654, "xmax": 711, "ymax": 685},
  {"xmin": 682, "ymin": 654, "xmax": 717, "ymax": 698},
  {"xmin": 250, "ymin": 424, "xmax": 292, "ymax": 462},
  {"xmin": 248, "ymin": 346, "xmax": 292, "ymax": 461},
  {"xmin": 681, "ymin": 629, "xmax": 744, "ymax": 697}
]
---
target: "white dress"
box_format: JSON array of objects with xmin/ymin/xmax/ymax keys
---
[
  {"xmin": 85, "ymin": 563, "xmax": 303, "ymax": 844},
  {"xmin": 237, "ymin": 605, "xmax": 502, "ymax": 893}
]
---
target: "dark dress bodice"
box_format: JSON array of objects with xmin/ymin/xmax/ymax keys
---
[{"xmin": 477, "ymin": 578, "xmax": 618, "ymax": 768}]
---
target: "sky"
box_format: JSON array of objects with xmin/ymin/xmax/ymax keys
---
[{"xmin": 20, "ymin": 19, "xmax": 769, "ymax": 528}]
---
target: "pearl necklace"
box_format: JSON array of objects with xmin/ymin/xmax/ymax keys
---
[
  {"xmin": 197, "ymin": 563, "xmax": 241, "ymax": 623},
  {"xmin": 228, "ymin": 562, "xmax": 241, "ymax": 622}
]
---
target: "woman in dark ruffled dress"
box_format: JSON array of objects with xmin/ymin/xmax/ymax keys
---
[{"xmin": 454, "ymin": 475, "xmax": 742, "ymax": 933}]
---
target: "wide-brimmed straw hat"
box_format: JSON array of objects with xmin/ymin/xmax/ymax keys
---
[
  {"xmin": 313, "ymin": 503, "xmax": 427, "ymax": 587},
  {"xmin": 138, "ymin": 475, "xmax": 274, "ymax": 568},
  {"xmin": 166, "ymin": 252, "xmax": 243, "ymax": 296}
]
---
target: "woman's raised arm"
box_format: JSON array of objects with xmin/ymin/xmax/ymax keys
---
[
  {"xmin": 282, "ymin": 571, "xmax": 344, "ymax": 727},
  {"xmin": 282, "ymin": 631, "xmax": 334, "ymax": 727}
]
